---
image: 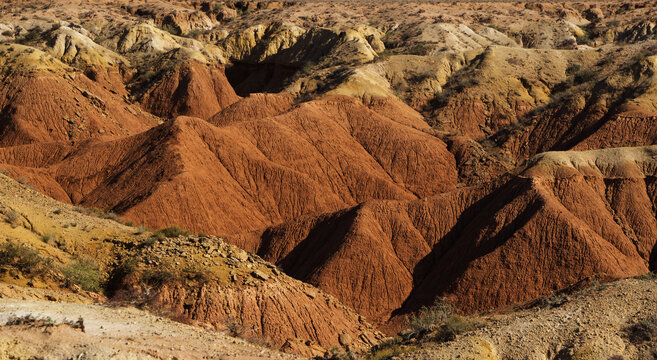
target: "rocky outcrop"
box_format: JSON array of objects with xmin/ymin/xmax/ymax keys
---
[
  {"xmin": 618, "ymin": 21, "xmax": 656, "ymax": 43},
  {"xmin": 430, "ymin": 45, "xmax": 592, "ymax": 139},
  {"xmin": 123, "ymin": 3, "xmax": 215, "ymax": 36},
  {"xmin": 110, "ymin": 234, "xmax": 385, "ymax": 352},
  {"xmin": 45, "ymin": 26, "xmax": 128, "ymax": 68},
  {"xmin": 219, "ymin": 23, "xmax": 379, "ymax": 67}
]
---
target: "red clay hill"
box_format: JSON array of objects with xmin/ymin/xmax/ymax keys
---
[
  {"xmin": 230, "ymin": 146, "xmax": 657, "ymax": 331},
  {"xmin": 0, "ymin": 94, "xmax": 458, "ymax": 235}
]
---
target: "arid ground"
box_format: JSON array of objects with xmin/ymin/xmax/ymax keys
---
[{"xmin": 0, "ymin": 0, "xmax": 657, "ymax": 359}]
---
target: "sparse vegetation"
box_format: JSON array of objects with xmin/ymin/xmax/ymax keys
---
[
  {"xmin": 0, "ymin": 208, "xmax": 20, "ymax": 227},
  {"xmin": 623, "ymin": 316, "xmax": 657, "ymax": 344},
  {"xmin": 430, "ymin": 315, "xmax": 474, "ymax": 342},
  {"xmin": 154, "ymin": 226, "xmax": 191, "ymax": 238},
  {"xmin": 16, "ymin": 27, "xmax": 43, "ymax": 44},
  {"xmin": 575, "ymin": 28, "xmax": 594, "ymax": 46},
  {"xmin": 365, "ymin": 338, "xmax": 415, "ymax": 360},
  {"xmin": 5, "ymin": 314, "xmax": 84, "ymax": 331},
  {"xmin": 406, "ymin": 298, "xmax": 454, "ymax": 333},
  {"xmin": 105, "ymin": 257, "xmax": 139, "ymax": 297},
  {"xmin": 73, "ymin": 206, "xmax": 125, "ymax": 224},
  {"xmin": 142, "ymin": 267, "xmax": 179, "ymax": 286},
  {"xmin": 573, "ymin": 70, "xmax": 597, "ymax": 85},
  {"xmin": 135, "ymin": 226, "xmax": 149, "ymax": 235},
  {"xmin": 40, "ymin": 233, "xmax": 55, "ymax": 244},
  {"xmin": 62, "ymin": 258, "xmax": 103, "ymax": 292},
  {"xmin": 0, "ymin": 241, "xmax": 52, "ymax": 278}
]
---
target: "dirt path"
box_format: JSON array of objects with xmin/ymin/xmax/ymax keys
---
[{"xmin": 0, "ymin": 299, "xmax": 300, "ymax": 359}]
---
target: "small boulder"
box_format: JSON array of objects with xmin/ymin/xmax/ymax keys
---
[
  {"xmin": 251, "ymin": 270, "xmax": 269, "ymax": 281},
  {"xmin": 338, "ymin": 333, "xmax": 352, "ymax": 346}
]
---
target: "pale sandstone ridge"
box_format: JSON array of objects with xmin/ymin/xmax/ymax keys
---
[
  {"xmin": 219, "ymin": 22, "xmax": 380, "ymax": 66},
  {"xmin": 524, "ymin": 145, "xmax": 657, "ymax": 179},
  {"xmin": 46, "ymin": 26, "xmax": 128, "ymax": 68}
]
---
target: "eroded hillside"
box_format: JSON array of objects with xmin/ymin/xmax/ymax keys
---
[{"xmin": 1, "ymin": 0, "xmax": 657, "ymax": 359}]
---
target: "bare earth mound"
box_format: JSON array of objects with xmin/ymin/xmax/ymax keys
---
[
  {"xmin": 235, "ymin": 146, "xmax": 657, "ymax": 332},
  {"xmin": 0, "ymin": 95, "xmax": 457, "ymax": 235}
]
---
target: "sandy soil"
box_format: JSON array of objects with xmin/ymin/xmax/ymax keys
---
[{"xmin": 0, "ymin": 299, "xmax": 299, "ymax": 359}]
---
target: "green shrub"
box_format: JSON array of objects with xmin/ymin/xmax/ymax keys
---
[
  {"xmin": 134, "ymin": 226, "xmax": 149, "ymax": 235},
  {"xmin": 154, "ymin": 226, "xmax": 191, "ymax": 238},
  {"xmin": 574, "ymin": 70, "xmax": 597, "ymax": 84},
  {"xmin": 406, "ymin": 298, "xmax": 454, "ymax": 333},
  {"xmin": 16, "ymin": 27, "xmax": 43, "ymax": 44},
  {"xmin": 0, "ymin": 208, "xmax": 20, "ymax": 227},
  {"xmin": 40, "ymin": 233, "xmax": 55, "ymax": 244},
  {"xmin": 432, "ymin": 316, "xmax": 474, "ymax": 342},
  {"xmin": 62, "ymin": 259, "xmax": 102, "ymax": 292},
  {"xmin": 0, "ymin": 241, "xmax": 52, "ymax": 278},
  {"xmin": 365, "ymin": 338, "xmax": 413, "ymax": 360}
]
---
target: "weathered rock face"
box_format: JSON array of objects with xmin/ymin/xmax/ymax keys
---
[
  {"xmin": 116, "ymin": 23, "xmax": 208, "ymax": 55},
  {"xmin": 618, "ymin": 21, "xmax": 657, "ymax": 43},
  {"xmin": 208, "ymin": 92, "xmax": 295, "ymax": 126},
  {"xmin": 123, "ymin": 3, "xmax": 215, "ymax": 36},
  {"xmin": 106, "ymin": 234, "xmax": 386, "ymax": 353},
  {"xmin": 497, "ymin": 53, "xmax": 657, "ymax": 163},
  {"xmin": 0, "ymin": 95, "xmax": 457, "ymax": 236},
  {"xmin": 45, "ymin": 26, "xmax": 128, "ymax": 68},
  {"xmin": 0, "ymin": 45, "xmax": 156, "ymax": 146},
  {"xmin": 141, "ymin": 61, "xmax": 240, "ymax": 119},
  {"xmin": 219, "ymin": 23, "xmax": 379, "ymax": 67},
  {"xmin": 149, "ymin": 281, "xmax": 382, "ymax": 351},
  {"xmin": 236, "ymin": 146, "xmax": 657, "ymax": 332},
  {"xmin": 429, "ymin": 45, "xmax": 596, "ymax": 140}
]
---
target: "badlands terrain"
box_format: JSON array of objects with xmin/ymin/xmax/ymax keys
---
[{"xmin": 0, "ymin": 0, "xmax": 657, "ymax": 358}]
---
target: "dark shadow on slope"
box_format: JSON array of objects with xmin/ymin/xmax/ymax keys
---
[
  {"xmin": 257, "ymin": 205, "xmax": 361, "ymax": 282},
  {"xmin": 392, "ymin": 177, "xmax": 541, "ymax": 317},
  {"xmin": 225, "ymin": 63, "xmax": 299, "ymax": 97}
]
